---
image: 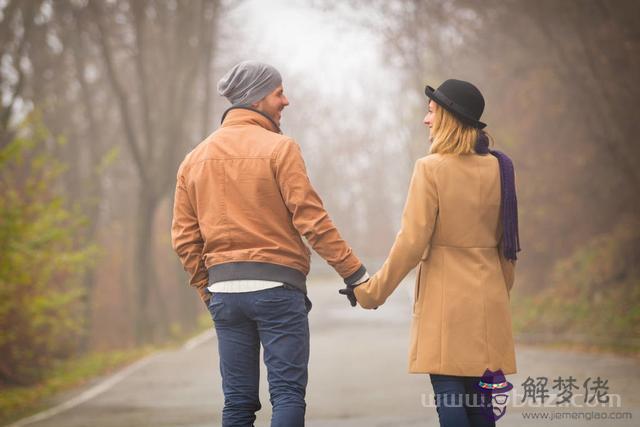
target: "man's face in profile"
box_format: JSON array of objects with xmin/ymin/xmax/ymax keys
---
[{"xmin": 253, "ymin": 84, "xmax": 289, "ymax": 126}]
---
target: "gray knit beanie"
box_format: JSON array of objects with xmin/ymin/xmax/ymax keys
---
[{"xmin": 217, "ymin": 61, "xmax": 282, "ymax": 106}]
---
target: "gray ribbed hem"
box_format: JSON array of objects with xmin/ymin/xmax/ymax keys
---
[{"xmin": 208, "ymin": 262, "xmax": 307, "ymax": 294}]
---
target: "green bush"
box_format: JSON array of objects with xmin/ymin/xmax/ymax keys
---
[{"xmin": 0, "ymin": 115, "xmax": 97, "ymax": 386}]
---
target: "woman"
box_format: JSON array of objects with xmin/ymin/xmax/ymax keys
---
[{"xmin": 351, "ymin": 79, "xmax": 520, "ymax": 427}]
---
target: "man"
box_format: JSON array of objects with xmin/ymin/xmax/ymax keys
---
[{"xmin": 171, "ymin": 61, "xmax": 368, "ymax": 427}]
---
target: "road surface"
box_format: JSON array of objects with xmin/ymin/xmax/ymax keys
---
[{"xmin": 8, "ymin": 277, "xmax": 640, "ymax": 427}]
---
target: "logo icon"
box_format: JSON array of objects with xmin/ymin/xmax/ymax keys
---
[{"xmin": 475, "ymin": 369, "xmax": 513, "ymax": 421}]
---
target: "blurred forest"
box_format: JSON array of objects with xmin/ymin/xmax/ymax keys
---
[
  {"xmin": 1, "ymin": 0, "xmax": 639, "ymax": 387},
  {"xmin": 343, "ymin": 0, "xmax": 640, "ymax": 347}
]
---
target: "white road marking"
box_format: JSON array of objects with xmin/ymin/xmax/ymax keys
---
[
  {"xmin": 7, "ymin": 355, "xmax": 157, "ymax": 427},
  {"xmin": 183, "ymin": 329, "xmax": 215, "ymax": 351},
  {"xmin": 7, "ymin": 329, "xmax": 216, "ymax": 427}
]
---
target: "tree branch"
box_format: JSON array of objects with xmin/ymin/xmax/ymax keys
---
[{"xmin": 88, "ymin": 0, "xmax": 149, "ymax": 187}]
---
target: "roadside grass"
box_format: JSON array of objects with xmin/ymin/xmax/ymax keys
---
[
  {"xmin": 511, "ymin": 291, "xmax": 640, "ymax": 357},
  {"xmin": 0, "ymin": 348, "xmax": 150, "ymax": 425},
  {"xmin": 511, "ymin": 219, "xmax": 640, "ymax": 357}
]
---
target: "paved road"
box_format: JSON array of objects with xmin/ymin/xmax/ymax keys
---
[{"xmin": 10, "ymin": 277, "xmax": 640, "ymax": 427}]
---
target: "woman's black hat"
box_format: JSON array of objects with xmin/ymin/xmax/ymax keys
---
[{"xmin": 425, "ymin": 79, "xmax": 487, "ymax": 129}]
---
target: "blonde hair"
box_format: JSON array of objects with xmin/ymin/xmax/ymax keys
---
[{"xmin": 429, "ymin": 104, "xmax": 481, "ymax": 155}]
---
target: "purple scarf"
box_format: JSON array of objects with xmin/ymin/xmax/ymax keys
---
[{"xmin": 475, "ymin": 132, "xmax": 521, "ymax": 261}]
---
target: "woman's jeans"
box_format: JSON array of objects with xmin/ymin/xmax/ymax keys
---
[
  {"xmin": 208, "ymin": 286, "xmax": 310, "ymax": 427},
  {"xmin": 430, "ymin": 374, "xmax": 495, "ymax": 427}
]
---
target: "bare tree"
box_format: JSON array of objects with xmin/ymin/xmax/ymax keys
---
[
  {"xmin": 340, "ymin": 0, "xmax": 640, "ymax": 290},
  {"xmin": 83, "ymin": 0, "xmax": 222, "ymax": 343}
]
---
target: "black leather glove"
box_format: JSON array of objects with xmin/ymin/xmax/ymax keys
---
[{"xmin": 338, "ymin": 283, "xmax": 361, "ymax": 307}]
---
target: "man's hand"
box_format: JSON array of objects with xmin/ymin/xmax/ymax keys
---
[
  {"xmin": 340, "ymin": 270, "xmax": 370, "ymax": 307},
  {"xmin": 338, "ymin": 282, "xmax": 362, "ymax": 307}
]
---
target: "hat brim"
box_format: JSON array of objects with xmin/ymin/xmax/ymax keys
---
[
  {"xmin": 425, "ymin": 85, "xmax": 487, "ymax": 129},
  {"xmin": 475, "ymin": 382, "xmax": 514, "ymax": 393}
]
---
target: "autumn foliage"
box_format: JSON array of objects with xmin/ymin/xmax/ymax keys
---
[{"xmin": 0, "ymin": 116, "xmax": 97, "ymax": 385}]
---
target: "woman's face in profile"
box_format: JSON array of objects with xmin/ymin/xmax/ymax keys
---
[{"xmin": 424, "ymin": 100, "xmax": 437, "ymax": 139}]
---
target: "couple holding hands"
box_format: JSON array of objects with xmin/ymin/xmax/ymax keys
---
[{"xmin": 171, "ymin": 61, "xmax": 520, "ymax": 427}]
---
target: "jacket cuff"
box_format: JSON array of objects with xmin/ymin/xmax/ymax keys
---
[{"xmin": 344, "ymin": 264, "xmax": 367, "ymax": 286}]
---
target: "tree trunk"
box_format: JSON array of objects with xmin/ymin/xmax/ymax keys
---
[{"xmin": 134, "ymin": 190, "xmax": 158, "ymax": 344}]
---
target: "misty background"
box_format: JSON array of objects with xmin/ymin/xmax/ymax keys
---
[{"xmin": 1, "ymin": 0, "xmax": 638, "ymax": 397}]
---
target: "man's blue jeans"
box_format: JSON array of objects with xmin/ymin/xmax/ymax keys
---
[
  {"xmin": 208, "ymin": 286, "xmax": 310, "ymax": 427},
  {"xmin": 430, "ymin": 374, "xmax": 495, "ymax": 427}
]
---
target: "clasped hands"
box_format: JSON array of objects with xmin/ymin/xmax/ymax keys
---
[
  {"xmin": 338, "ymin": 277, "xmax": 377, "ymax": 309},
  {"xmin": 338, "ymin": 281, "xmax": 365, "ymax": 307}
]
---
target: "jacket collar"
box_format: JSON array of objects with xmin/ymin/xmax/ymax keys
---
[{"xmin": 220, "ymin": 106, "xmax": 281, "ymax": 134}]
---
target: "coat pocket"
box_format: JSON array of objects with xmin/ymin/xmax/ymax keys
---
[
  {"xmin": 408, "ymin": 314, "xmax": 421, "ymax": 365},
  {"xmin": 413, "ymin": 263, "xmax": 423, "ymax": 314},
  {"xmin": 420, "ymin": 244, "xmax": 431, "ymax": 261}
]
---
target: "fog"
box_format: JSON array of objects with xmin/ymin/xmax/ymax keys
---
[{"xmin": 1, "ymin": 0, "xmax": 638, "ymax": 389}]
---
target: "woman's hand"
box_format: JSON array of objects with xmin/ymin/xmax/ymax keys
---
[{"xmin": 339, "ymin": 281, "xmax": 379, "ymax": 309}]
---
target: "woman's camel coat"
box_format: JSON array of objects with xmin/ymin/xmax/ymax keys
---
[{"xmin": 354, "ymin": 153, "xmax": 517, "ymax": 376}]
